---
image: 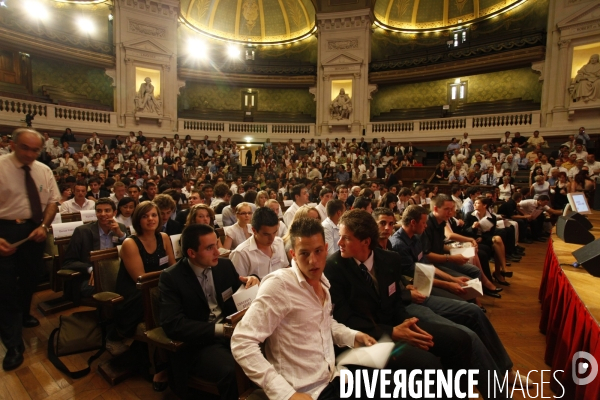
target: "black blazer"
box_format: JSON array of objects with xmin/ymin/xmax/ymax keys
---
[
  {"xmin": 463, "ymin": 212, "xmax": 498, "ymax": 241},
  {"xmin": 175, "ymin": 209, "xmax": 190, "ymax": 226},
  {"xmin": 164, "ymin": 219, "xmax": 183, "ymax": 236},
  {"xmin": 159, "ymin": 258, "xmax": 240, "ymax": 396},
  {"xmin": 63, "ymin": 221, "xmax": 127, "ymax": 274},
  {"xmin": 86, "ymin": 190, "xmax": 110, "ymax": 200},
  {"xmin": 324, "ymin": 249, "xmax": 411, "ymax": 340}
]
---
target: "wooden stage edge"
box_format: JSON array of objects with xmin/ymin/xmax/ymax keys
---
[{"xmin": 550, "ymin": 210, "xmax": 600, "ymax": 325}]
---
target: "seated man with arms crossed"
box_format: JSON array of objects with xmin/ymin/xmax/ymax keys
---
[
  {"xmin": 229, "ymin": 207, "xmax": 288, "ymax": 279},
  {"xmin": 231, "ymin": 218, "xmax": 377, "ymax": 400},
  {"xmin": 63, "ymin": 198, "xmax": 127, "ymax": 300},
  {"xmin": 159, "ymin": 224, "xmax": 259, "ymax": 399}
]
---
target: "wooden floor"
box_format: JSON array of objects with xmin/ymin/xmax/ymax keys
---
[{"xmin": 0, "ymin": 240, "xmax": 556, "ymax": 400}]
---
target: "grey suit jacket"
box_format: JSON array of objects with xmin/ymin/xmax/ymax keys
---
[{"xmin": 62, "ymin": 221, "xmax": 127, "ymax": 274}]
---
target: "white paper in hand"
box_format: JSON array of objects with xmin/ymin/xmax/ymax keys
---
[
  {"xmin": 336, "ymin": 342, "xmax": 395, "ymax": 369},
  {"xmin": 413, "ymin": 263, "xmax": 436, "ymax": 297},
  {"xmin": 479, "ymin": 217, "xmax": 494, "ymax": 232},
  {"xmin": 461, "ymin": 279, "xmax": 483, "ymax": 300},
  {"xmin": 170, "ymin": 234, "xmax": 182, "ymax": 259},
  {"xmin": 232, "ymin": 283, "xmax": 259, "ymax": 311},
  {"xmin": 449, "ymin": 246, "xmax": 475, "ymax": 259}
]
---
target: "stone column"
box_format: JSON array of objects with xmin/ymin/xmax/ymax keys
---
[
  {"xmin": 114, "ymin": 0, "xmax": 179, "ymax": 132},
  {"xmin": 316, "ymin": 9, "xmax": 374, "ymax": 136}
]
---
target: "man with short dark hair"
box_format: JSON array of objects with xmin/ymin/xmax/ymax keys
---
[
  {"xmin": 422, "ymin": 195, "xmax": 481, "ymax": 281},
  {"xmin": 283, "ymin": 184, "xmax": 309, "ymax": 228},
  {"xmin": 86, "ymin": 177, "xmax": 110, "ymax": 201},
  {"xmin": 175, "ymin": 189, "xmax": 202, "ymax": 225},
  {"xmin": 232, "ymin": 218, "xmax": 377, "ymax": 400},
  {"xmin": 159, "ymin": 224, "xmax": 259, "ymax": 399},
  {"xmin": 128, "ymin": 185, "xmax": 141, "ymax": 204},
  {"xmin": 315, "ymin": 187, "xmax": 332, "ymax": 221},
  {"xmin": 230, "ymin": 207, "xmax": 288, "ymax": 279},
  {"xmin": 497, "ymin": 192, "xmax": 532, "ymax": 244},
  {"xmin": 351, "ymin": 196, "xmax": 372, "ymax": 212},
  {"xmin": 140, "ymin": 181, "xmax": 157, "ymax": 202},
  {"xmin": 322, "ymin": 199, "xmax": 344, "ymax": 255},
  {"xmin": 518, "ymin": 194, "xmax": 561, "ymax": 241},
  {"xmin": 154, "ymin": 194, "xmax": 182, "ymax": 235},
  {"xmin": 63, "ymin": 198, "xmax": 127, "ymax": 300},
  {"xmin": 60, "ymin": 183, "xmax": 95, "ymax": 213}
]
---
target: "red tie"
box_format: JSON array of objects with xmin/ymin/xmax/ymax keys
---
[{"xmin": 22, "ymin": 165, "xmax": 43, "ymax": 223}]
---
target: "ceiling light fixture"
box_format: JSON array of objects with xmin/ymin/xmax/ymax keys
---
[
  {"xmin": 0, "ymin": 1, "xmax": 7, "ymax": 8},
  {"xmin": 24, "ymin": 1, "xmax": 49, "ymax": 20},
  {"xmin": 76, "ymin": 17, "xmax": 96, "ymax": 34},
  {"xmin": 187, "ymin": 38, "xmax": 207, "ymax": 57},
  {"xmin": 227, "ymin": 45, "xmax": 241, "ymax": 58}
]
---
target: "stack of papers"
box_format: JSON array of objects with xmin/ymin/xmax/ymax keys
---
[
  {"xmin": 461, "ymin": 279, "xmax": 483, "ymax": 300},
  {"xmin": 336, "ymin": 341, "xmax": 395, "ymax": 369}
]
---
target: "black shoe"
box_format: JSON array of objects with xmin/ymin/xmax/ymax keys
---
[
  {"xmin": 535, "ymin": 237, "xmax": 547, "ymax": 242},
  {"xmin": 22, "ymin": 315, "xmax": 39, "ymax": 328},
  {"xmin": 3, "ymin": 343, "xmax": 24, "ymax": 371},
  {"xmin": 505, "ymin": 261, "xmax": 512, "ymax": 266},
  {"xmin": 483, "ymin": 288, "xmax": 502, "ymax": 298},
  {"xmin": 493, "ymin": 274, "xmax": 511, "ymax": 286},
  {"xmin": 516, "ymin": 245, "xmax": 526, "ymax": 251},
  {"xmin": 515, "ymin": 248, "xmax": 526, "ymax": 254},
  {"xmin": 480, "ymin": 306, "xmax": 487, "ymax": 313},
  {"xmin": 507, "ymin": 256, "xmax": 521, "ymax": 262},
  {"xmin": 501, "ymin": 271, "xmax": 513, "ymax": 278},
  {"xmin": 520, "ymin": 238, "xmax": 534, "ymax": 244},
  {"xmin": 153, "ymin": 381, "xmax": 168, "ymax": 392}
]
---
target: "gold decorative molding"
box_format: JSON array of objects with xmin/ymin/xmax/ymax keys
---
[
  {"xmin": 369, "ymin": 46, "xmax": 546, "ymax": 85},
  {"xmin": 0, "ymin": 26, "xmax": 115, "ymax": 69},
  {"xmin": 178, "ymin": 67, "xmax": 316, "ymax": 87}
]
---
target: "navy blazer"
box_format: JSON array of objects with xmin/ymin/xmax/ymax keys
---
[{"xmin": 324, "ymin": 248, "xmax": 411, "ymax": 340}]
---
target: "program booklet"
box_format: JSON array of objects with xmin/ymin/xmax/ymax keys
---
[
  {"xmin": 232, "ymin": 284, "xmax": 259, "ymax": 311},
  {"xmin": 461, "ymin": 279, "xmax": 483, "ymax": 300},
  {"xmin": 413, "ymin": 263, "xmax": 436, "ymax": 297}
]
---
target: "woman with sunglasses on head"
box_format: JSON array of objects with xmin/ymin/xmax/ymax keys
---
[{"xmin": 221, "ymin": 202, "xmax": 253, "ymax": 251}]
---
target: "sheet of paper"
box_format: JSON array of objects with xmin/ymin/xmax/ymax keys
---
[
  {"xmin": 52, "ymin": 213, "xmax": 62, "ymax": 224},
  {"xmin": 449, "ymin": 246, "xmax": 475, "ymax": 258},
  {"xmin": 413, "ymin": 263, "xmax": 436, "ymax": 297},
  {"xmin": 283, "ymin": 200, "xmax": 293, "ymax": 207},
  {"xmin": 80, "ymin": 209, "xmax": 97, "ymax": 222},
  {"xmin": 52, "ymin": 221, "xmax": 84, "ymax": 239},
  {"xmin": 232, "ymin": 283, "xmax": 259, "ymax": 311},
  {"xmin": 10, "ymin": 237, "xmax": 29, "ymax": 248},
  {"xmin": 214, "ymin": 214, "xmax": 223, "ymax": 227},
  {"xmin": 479, "ymin": 217, "xmax": 494, "ymax": 232},
  {"xmin": 336, "ymin": 342, "xmax": 395, "ymax": 369},
  {"xmin": 461, "ymin": 279, "xmax": 483, "ymax": 300},
  {"xmin": 170, "ymin": 234, "xmax": 182, "ymax": 259}
]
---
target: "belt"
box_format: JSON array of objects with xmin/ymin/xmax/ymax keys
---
[{"xmin": 0, "ymin": 219, "xmax": 32, "ymax": 225}]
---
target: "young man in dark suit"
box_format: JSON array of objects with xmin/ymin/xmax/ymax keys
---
[
  {"xmin": 324, "ymin": 209, "xmax": 474, "ymax": 398},
  {"xmin": 154, "ymin": 194, "xmax": 182, "ymax": 236},
  {"xmin": 159, "ymin": 224, "xmax": 259, "ymax": 399},
  {"xmin": 86, "ymin": 177, "xmax": 110, "ymax": 201},
  {"xmin": 63, "ymin": 198, "xmax": 127, "ymax": 299}
]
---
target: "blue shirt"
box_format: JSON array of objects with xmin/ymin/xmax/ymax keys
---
[
  {"xmin": 461, "ymin": 198, "xmax": 474, "ymax": 217},
  {"xmin": 389, "ymin": 228, "xmax": 424, "ymax": 277},
  {"xmin": 98, "ymin": 225, "xmax": 126, "ymax": 249},
  {"xmin": 336, "ymin": 171, "xmax": 349, "ymax": 182}
]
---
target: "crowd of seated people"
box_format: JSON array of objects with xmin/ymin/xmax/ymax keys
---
[{"xmin": 5, "ymin": 126, "xmax": 596, "ymax": 398}]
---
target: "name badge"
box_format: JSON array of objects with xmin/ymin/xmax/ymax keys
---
[
  {"xmin": 222, "ymin": 287, "xmax": 233, "ymax": 302},
  {"xmin": 388, "ymin": 283, "xmax": 396, "ymax": 297},
  {"xmin": 159, "ymin": 255, "xmax": 169, "ymax": 266},
  {"xmin": 417, "ymin": 252, "xmax": 423, "ymax": 261},
  {"xmin": 112, "ymin": 235, "xmax": 119, "ymax": 243}
]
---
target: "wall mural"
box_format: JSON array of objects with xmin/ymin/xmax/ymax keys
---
[
  {"xmin": 31, "ymin": 58, "xmax": 114, "ymax": 107},
  {"xmin": 370, "ymin": 67, "xmax": 542, "ymax": 117},
  {"xmin": 180, "ymin": 82, "xmax": 315, "ymax": 116}
]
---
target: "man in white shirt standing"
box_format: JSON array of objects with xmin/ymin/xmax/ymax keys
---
[
  {"xmin": 315, "ymin": 188, "xmax": 332, "ymax": 222},
  {"xmin": 231, "ymin": 218, "xmax": 376, "ymax": 400},
  {"xmin": 322, "ymin": 199, "xmax": 344, "ymax": 255},
  {"xmin": 229, "ymin": 208, "xmax": 288, "ymax": 279},
  {"xmin": 60, "ymin": 183, "xmax": 95, "ymax": 213},
  {"xmin": 283, "ymin": 184, "xmax": 309, "ymax": 228}
]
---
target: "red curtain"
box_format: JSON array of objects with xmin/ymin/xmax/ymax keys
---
[{"xmin": 539, "ymin": 239, "xmax": 600, "ymax": 399}]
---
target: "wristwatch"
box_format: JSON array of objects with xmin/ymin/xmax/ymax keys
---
[{"xmin": 41, "ymin": 223, "xmax": 49, "ymax": 232}]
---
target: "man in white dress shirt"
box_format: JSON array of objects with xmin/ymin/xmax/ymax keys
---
[
  {"xmin": 315, "ymin": 188, "xmax": 332, "ymax": 222},
  {"xmin": 322, "ymin": 199, "xmax": 344, "ymax": 256},
  {"xmin": 231, "ymin": 218, "xmax": 376, "ymax": 400},
  {"xmin": 230, "ymin": 207, "xmax": 288, "ymax": 279},
  {"xmin": 283, "ymin": 184, "xmax": 309, "ymax": 228},
  {"xmin": 60, "ymin": 183, "xmax": 95, "ymax": 213}
]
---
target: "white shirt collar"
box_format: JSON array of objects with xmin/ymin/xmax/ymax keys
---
[
  {"xmin": 188, "ymin": 258, "xmax": 211, "ymax": 276},
  {"xmin": 353, "ymin": 251, "xmax": 374, "ymax": 272}
]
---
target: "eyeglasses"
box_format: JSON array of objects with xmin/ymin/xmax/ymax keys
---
[{"xmin": 237, "ymin": 212, "xmax": 253, "ymax": 216}]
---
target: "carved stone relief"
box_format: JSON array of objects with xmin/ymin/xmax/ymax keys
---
[
  {"xmin": 128, "ymin": 20, "xmax": 167, "ymax": 38},
  {"xmin": 327, "ymin": 39, "xmax": 358, "ymax": 50}
]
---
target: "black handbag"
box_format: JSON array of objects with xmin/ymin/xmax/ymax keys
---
[{"xmin": 47, "ymin": 310, "xmax": 106, "ymax": 379}]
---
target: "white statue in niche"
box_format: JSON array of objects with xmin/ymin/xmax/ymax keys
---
[
  {"xmin": 570, "ymin": 54, "xmax": 600, "ymax": 103},
  {"xmin": 330, "ymin": 88, "xmax": 353, "ymax": 120},
  {"xmin": 135, "ymin": 77, "xmax": 162, "ymax": 115}
]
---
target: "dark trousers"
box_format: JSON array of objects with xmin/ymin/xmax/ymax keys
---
[
  {"xmin": 0, "ymin": 220, "xmax": 44, "ymax": 348},
  {"xmin": 528, "ymin": 214, "xmax": 545, "ymax": 239},
  {"xmin": 170, "ymin": 339, "xmax": 239, "ymax": 400},
  {"xmin": 514, "ymin": 219, "xmax": 528, "ymax": 242}
]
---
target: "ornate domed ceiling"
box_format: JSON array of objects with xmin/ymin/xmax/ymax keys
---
[
  {"xmin": 179, "ymin": 0, "xmax": 316, "ymax": 44},
  {"xmin": 374, "ymin": 0, "xmax": 527, "ymax": 32}
]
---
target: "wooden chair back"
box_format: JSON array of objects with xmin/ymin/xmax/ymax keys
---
[
  {"xmin": 90, "ymin": 248, "xmax": 121, "ymax": 294},
  {"xmin": 61, "ymin": 212, "xmax": 82, "ymax": 222}
]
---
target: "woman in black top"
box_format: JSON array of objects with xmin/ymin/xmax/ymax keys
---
[{"xmin": 115, "ymin": 201, "xmax": 176, "ymax": 389}]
